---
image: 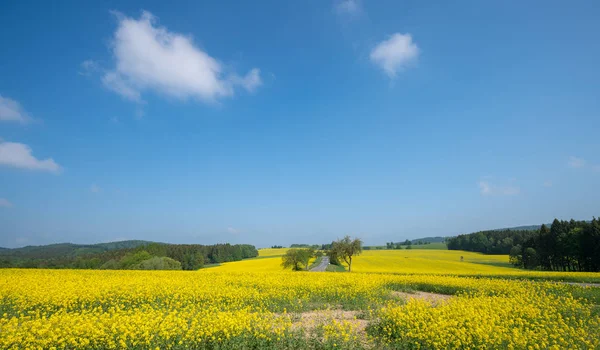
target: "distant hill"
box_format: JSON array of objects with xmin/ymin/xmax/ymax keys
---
[
  {"xmin": 0, "ymin": 240, "xmax": 154, "ymax": 259},
  {"xmin": 0, "ymin": 240, "xmax": 259, "ymax": 270}
]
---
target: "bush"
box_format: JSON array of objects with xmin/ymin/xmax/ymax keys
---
[
  {"xmin": 132, "ymin": 257, "xmax": 182, "ymax": 270},
  {"xmin": 120, "ymin": 251, "xmax": 153, "ymax": 269}
]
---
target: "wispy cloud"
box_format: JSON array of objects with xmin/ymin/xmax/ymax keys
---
[
  {"xmin": 370, "ymin": 33, "xmax": 419, "ymax": 78},
  {"xmin": 79, "ymin": 60, "xmax": 100, "ymax": 76},
  {"xmin": 90, "ymin": 184, "xmax": 102, "ymax": 193},
  {"xmin": 0, "ymin": 140, "xmax": 61, "ymax": 173},
  {"xmin": 0, "ymin": 198, "xmax": 13, "ymax": 208},
  {"xmin": 334, "ymin": 0, "xmax": 362, "ymax": 17},
  {"xmin": 568, "ymin": 156, "xmax": 586, "ymax": 168},
  {"xmin": 0, "ymin": 95, "xmax": 32, "ymax": 124},
  {"xmin": 97, "ymin": 11, "xmax": 262, "ymax": 104},
  {"xmin": 478, "ymin": 180, "xmax": 519, "ymax": 196}
]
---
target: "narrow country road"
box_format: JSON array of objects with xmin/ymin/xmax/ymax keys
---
[{"xmin": 310, "ymin": 256, "xmax": 330, "ymax": 272}]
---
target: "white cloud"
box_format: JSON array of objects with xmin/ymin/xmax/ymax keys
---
[
  {"xmin": 370, "ymin": 33, "xmax": 419, "ymax": 78},
  {"xmin": 102, "ymin": 11, "xmax": 261, "ymax": 103},
  {"xmin": 0, "ymin": 140, "xmax": 61, "ymax": 173},
  {"xmin": 334, "ymin": 0, "xmax": 362, "ymax": 16},
  {"xmin": 568, "ymin": 156, "xmax": 586, "ymax": 168},
  {"xmin": 478, "ymin": 181, "xmax": 519, "ymax": 196},
  {"xmin": 0, "ymin": 95, "xmax": 32, "ymax": 124},
  {"xmin": 102, "ymin": 71, "xmax": 143, "ymax": 102},
  {"xmin": 90, "ymin": 184, "xmax": 102, "ymax": 193},
  {"xmin": 0, "ymin": 198, "xmax": 13, "ymax": 208},
  {"xmin": 229, "ymin": 68, "xmax": 262, "ymax": 93}
]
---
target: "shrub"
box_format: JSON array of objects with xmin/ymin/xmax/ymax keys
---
[{"xmin": 132, "ymin": 257, "xmax": 182, "ymax": 270}]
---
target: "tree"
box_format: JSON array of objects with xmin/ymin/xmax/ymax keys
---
[
  {"xmin": 281, "ymin": 248, "xmax": 314, "ymax": 271},
  {"xmin": 509, "ymin": 244, "xmax": 522, "ymax": 266},
  {"xmin": 132, "ymin": 257, "xmax": 182, "ymax": 270},
  {"xmin": 523, "ymin": 247, "xmax": 539, "ymax": 269},
  {"xmin": 329, "ymin": 236, "xmax": 363, "ymax": 272}
]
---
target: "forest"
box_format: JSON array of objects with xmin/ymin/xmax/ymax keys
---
[
  {"xmin": 447, "ymin": 217, "xmax": 600, "ymax": 272},
  {"xmin": 0, "ymin": 242, "xmax": 258, "ymax": 270}
]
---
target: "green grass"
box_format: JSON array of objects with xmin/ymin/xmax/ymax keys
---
[
  {"xmin": 198, "ymin": 263, "xmax": 221, "ymax": 269},
  {"xmin": 326, "ymin": 264, "xmax": 346, "ymax": 272}
]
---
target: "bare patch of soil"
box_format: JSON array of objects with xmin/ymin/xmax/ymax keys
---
[
  {"xmin": 392, "ymin": 290, "xmax": 452, "ymax": 305},
  {"xmin": 293, "ymin": 309, "xmax": 368, "ymax": 332}
]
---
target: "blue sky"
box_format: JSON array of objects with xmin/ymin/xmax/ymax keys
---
[{"xmin": 1, "ymin": 0, "xmax": 599, "ymax": 248}]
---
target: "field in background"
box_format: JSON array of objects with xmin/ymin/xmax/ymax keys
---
[
  {"xmin": 213, "ymin": 248, "xmax": 600, "ymax": 282},
  {"xmin": 353, "ymin": 250, "xmax": 511, "ymax": 274},
  {"xmin": 256, "ymin": 248, "xmax": 289, "ymax": 257},
  {"xmin": 367, "ymin": 242, "xmax": 448, "ymax": 250}
]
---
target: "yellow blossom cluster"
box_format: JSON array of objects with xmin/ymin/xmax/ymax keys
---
[{"xmin": 370, "ymin": 286, "xmax": 600, "ymax": 349}]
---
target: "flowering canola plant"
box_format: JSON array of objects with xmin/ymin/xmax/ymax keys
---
[{"xmin": 0, "ymin": 254, "xmax": 599, "ymax": 349}]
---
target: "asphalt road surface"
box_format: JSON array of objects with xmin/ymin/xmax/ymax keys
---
[{"xmin": 310, "ymin": 256, "xmax": 330, "ymax": 272}]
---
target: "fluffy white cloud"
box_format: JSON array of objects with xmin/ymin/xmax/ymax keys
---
[
  {"xmin": 0, "ymin": 198, "xmax": 13, "ymax": 208},
  {"xmin": 0, "ymin": 95, "xmax": 31, "ymax": 124},
  {"xmin": 478, "ymin": 181, "xmax": 519, "ymax": 196},
  {"xmin": 370, "ymin": 33, "xmax": 419, "ymax": 78},
  {"xmin": 102, "ymin": 11, "xmax": 261, "ymax": 103},
  {"xmin": 335, "ymin": 0, "xmax": 362, "ymax": 16},
  {"xmin": 0, "ymin": 140, "xmax": 61, "ymax": 173},
  {"xmin": 568, "ymin": 156, "xmax": 586, "ymax": 168}
]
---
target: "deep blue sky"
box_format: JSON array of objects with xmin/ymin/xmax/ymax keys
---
[{"xmin": 1, "ymin": 1, "xmax": 599, "ymax": 248}]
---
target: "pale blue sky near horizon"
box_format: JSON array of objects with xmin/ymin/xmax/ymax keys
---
[{"xmin": 0, "ymin": 0, "xmax": 599, "ymax": 248}]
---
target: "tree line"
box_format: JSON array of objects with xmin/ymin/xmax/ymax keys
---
[
  {"xmin": 447, "ymin": 217, "xmax": 600, "ymax": 272},
  {"xmin": 0, "ymin": 243, "xmax": 258, "ymax": 270},
  {"xmin": 281, "ymin": 236, "xmax": 363, "ymax": 272}
]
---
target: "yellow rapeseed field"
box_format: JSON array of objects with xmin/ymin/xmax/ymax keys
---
[
  {"xmin": 215, "ymin": 249, "xmax": 600, "ymax": 282},
  {"xmin": 1, "ymin": 250, "xmax": 599, "ymax": 349},
  {"xmin": 257, "ymin": 248, "xmax": 289, "ymax": 257}
]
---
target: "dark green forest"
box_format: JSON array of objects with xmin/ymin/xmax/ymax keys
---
[
  {"xmin": 0, "ymin": 241, "xmax": 258, "ymax": 270},
  {"xmin": 447, "ymin": 217, "xmax": 600, "ymax": 272}
]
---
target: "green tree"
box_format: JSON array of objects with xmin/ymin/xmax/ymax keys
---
[
  {"xmin": 132, "ymin": 257, "xmax": 182, "ymax": 270},
  {"xmin": 523, "ymin": 247, "xmax": 539, "ymax": 269},
  {"xmin": 509, "ymin": 244, "xmax": 522, "ymax": 266},
  {"xmin": 281, "ymin": 248, "xmax": 314, "ymax": 271},
  {"xmin": 330, "ymin": 236, "xmax": 363, "ymax": 272},
  {"xmin": 119, "ymin": 250, "xmax": 153, "ymax": 269}
]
